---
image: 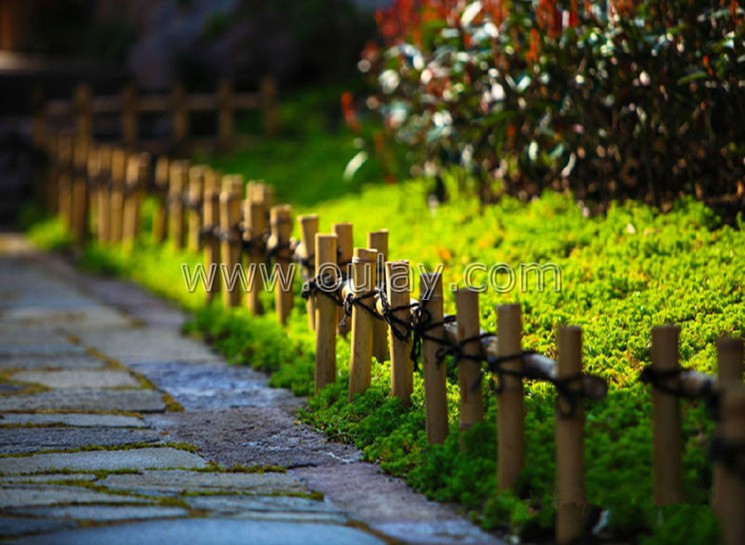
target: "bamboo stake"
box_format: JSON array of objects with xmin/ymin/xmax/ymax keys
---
[
  {"xmin": 152, "ymin": 156, "xmax": 170, "ymax": 244},
  {"xmin": 386, "ymin": 260, "xmax": 413, "ymax": 405},
  {"xmin": 712, "ymin": 337, "xmax": 744, "ymax": 515},
  {"xmin": 556, "ymin": 325, "xmax": 587, "ymax": 545},
  {"xmin": 421, "ymin": 272, "xmax": 448, "ymax": 444},
  {"xmin": 315, "ymin": 233, "xmax": 339, "ymax": 393},
  {"xmin": 122, "ymin": 153, "xmax": 149, "ymax": 250},
  {"xmin": 334, "ymin": 222, "xmax": 353, "ymax": 336},
  {"xmin": 260, "ymin": 76, "xmax": 279, "ymax": 136},
  {"xmin": 244, "ymin": 199, "xmax": 265, "ymax": 315},
  {"xmin": 171, "ymin": 83, "xmax": 189, "ymax": 153},
  {"xmin": 455, "ymin": 288, "xmax": 484, "ymax": 431},
  {"xmin": 368, "ymin": 229, "xmax": 389, "ymax": 363},
  {"xmin": 74, "ymin": 83, "xmax": 92, "ymax": 142},
  {"xmin": 298, "ymin": 215, "xmax": 319, "ymax": 331},
  {"xmin": 57, "ymin": 134, "xmax": 73, "ymax": 230},
  {"xmin": 270, "ymin": 205, "xmax": 294, "ymax": 324},
  {"xmin": 349, "ymin": 248, "xmax": 378, "ymax": 401},
  {"xmin": 187, "ymin": 166, "xmax": 206, "ymax": 254},
  {"xmin": 167, "ymin": 160, "xmax": 188, "ymax": 251},
  {"xmin": 715, "ymin": 386, "xmax": 745, "ymax": 545},
  {"xmin": 202, "ymin": 176, "xmax": 221, "ymax": 304},
  {"xmin": 96, "ymin": 145, "xmax": 112, "ymax": 244},
  {"xmin": 109, "ymin": 148, "xmax": 127, "ymax": 244},
  {"xmin": 220, "ymin": 177, "xmax": 243, "ymax": 308},
  {"xmin": 70, "ymin": 138, "xmax": 89, "ymax": 245},
  {"xmin": 497, "ymin": 304, "xmax": 526, "ymax": 491},
  {"xmin": 651, "ymin": 325, "xmax": 684, "ymax": 505}
]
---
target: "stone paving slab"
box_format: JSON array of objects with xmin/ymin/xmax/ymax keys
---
[
  {"xmin": 129, "ymin": 361, "xmax": 299, "ymax": 410},
  {"xmin": 0, "ymin": 448, "xmax": 208, "ymax": 475},
  {"xmin": 0, "ymin": 344, "xmax": 88, "ymax": 358},
  {"xmin": 7, "ymin": 518, "xmax": 387, "ymax": 545},
  {"xmin": 8, "ymin": 505, "xmax": 189, "ymax": 522},
  {"xmin": 0, "ymin": 427, "xmax": 162, "ymax": 454},
  {"xmin": 145, "ymin": 408, "xmax": 359, "ymax": 468},
  {"xmin": 10, "ymin": 371, "xmax": 140, "ymax": 389},
  {"xmin": 0, "ymin": 517, "xmax": 76, "ymax": 538},
  {"xmin": 0, "ymin": 475, "xmax": 97, "ymax": 485},
  {"xmin": 0, "ymin": 389, "xmax": 165, "ymax": 413},
  {"xmin": 184, "ymin": 495, "xmax": 345, "ymax": 519},
  {"xmin": 0, "ymin": 356, "xmax": 107, "ymax": 371},
  {"xmin": 0, "ymin": 485, "xmax": 152, "ymax": 509},
  {"xmin": 0, "ymin": 414, "xmax": 144, "ymax": 428},
  {"xmin": 100, "ymin": 470, "xmax": 308, "ymax": 496}
]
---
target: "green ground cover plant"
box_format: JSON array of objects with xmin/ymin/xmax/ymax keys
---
[{"xmin": 27, "ymin": 177, "xmax": 744, "ymax": 542}]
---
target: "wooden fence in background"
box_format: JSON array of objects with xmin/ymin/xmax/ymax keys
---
[
  {"xmin": 32, "ymin": 78, "xmax": 278, "ymax": 156},
  {"xmin": 43, "ymin": 130, "xmax": 745, "ymax": 545}
]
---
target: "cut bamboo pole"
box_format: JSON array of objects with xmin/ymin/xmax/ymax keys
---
[
  {"xmin": 187, "ymin": 166, "xmax": 206, "ymax": 254},
  {"xmin": 386, "ymin": 260, "xmax": 413, "ymax": 405},
  {"xmin": 651, "ymin": 325, "xmax": 684, "ymax": 505},
  {"xmin": 270, "ymin": 205, "xmax": 294, "ymax": 324},
  {"xmin": 96, "ymin": 145, "xmax": 112, "ymax": 244},
  {"xmin": 57, "ymin": 134, "xmax": 73, "ymax": 230},
  {"xmin": 260, "ymin": 76, "xmax": 279, "ymax": 136},
  {"xmin": 334, "ymin": 222, "xmax": 353, "ymax": 337},
  {"xmin": 715, "ymin": 386, "xmax": 745, "ymax": 545},
  {"xmin": 219, "ymin": 178, "xmax": 243, "ymax": 308},
  {"xmin": 349, "ymin": 248, "xmax": 378, "ymax": 402},
  {"xmin": 455, "ymin": 288, "xmax": 484, "ymax": 431},
  {"xmin": 368, "ymin": 229, "xmax": 389, "ymax": 363},
  {"xmin": 70, "ymin": 138, "xmax": 89, "ymax": 245},
  {"xmin": 298, "ymin": 215, "xmax": 319, "ymax": 331},
  {"xmin": 202, "ymin": 178, "xmax": 221, "ymax": 304},
  {"xmin": 712, "ymin": 337, "xmax": 744, "ymax": 515},
  {"xmin": 109, "ymin": 148, "xmax": 127, "ymax": 245},
  {"xmin": 315, "ymin": 233, "xmax": 339, "ymax": 393},
  {"xmin": 421, "ymin": 272, "xmax": 449, "ymax": 444},
  {"xmin": 244, "ymin": 199, "xmax": 266, "ymax": 315},
  {"xmin": 555, "ymin": 325, "xmax": 587, "ymax": 545},
  {"xmin": 122, "ymin": 153, "xmax": 149, "ymax": 250},
  {"xmin": 167, "ymin": 160, "xmax": 188, "ymax": 251},
  {"xmin": 152, "ymin": 156, "xmax": 170, "ymax": 244},
  {"xmin": 497, "ymin": 304, "xmax": 525, "ymax": 491}
]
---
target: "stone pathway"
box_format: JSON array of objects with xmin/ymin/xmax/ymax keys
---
[{"xmin": 0, "ymin": 233, "xmax": 501, "ymax": 545}]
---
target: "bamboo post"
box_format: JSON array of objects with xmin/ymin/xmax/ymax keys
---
[
  {"xmin": 298, "ymin": 215, "xmax": 319, "ymax": 331},
  {"xmin": 57, "ymin": 134, "xmax": 73, "ymax": 229},
  {"xmin": 455, "ymin": 288, "xmax": 484, "ymax": 431},
  {"xmin": 86, "ymin": 142, "xmax": 100, "ymax": 237},
  {"xmin": 334, "ymin": 222, "xmax": 353, "ymax": 336},
  {"xmin": 270, "ymin": 205, "xmax": 294, "ymax": 324},
  {"xmin": 109, "ymin": 148, "xmax": 127, "ymax": 244},
  {"xmin": 715, "ymin": 386, "xmax": 745, "ymax": 545},
  {"xmin": 244, "ymin": 199, "xmax": 266, "ymax": 315},
  {"xmin": 218, "ymin": 79, "xmax": 234, "ymax": 151},
  {"xmin": 421, "ymin": 272, "xmax": 449, "ymax": 444},
  {"xmin": 74, "ymin": 83, "xmax": 93, "ymax": 142},
  {"xmin": 220, "ymin": 177, "xmax": 243, "ymax": 308},
  {"xmin": 202, "ymin": 173, "xmax": 221, "ymax": 304},
  {"xmin": 70, "ymin": 138, "xmax": 89, "ymax": 245},
  {"xmin": 167, "ymin": 160, "xmax": 188, "ymax": 251},
  {"xmin": 187, "ymin": 166, "xmax": 206, "ymax": 254},
  {"xmin": 171, "ymin": 83, "xmax": 189, "ymax": 153},
  {"xmin": 152, "ymin": 156, "xmax": 170, "ymax": 244},
  {"xmin": 555, "ymin": 326, "xmax": 588, "ymax": 545},
  {"xmin": 368, "ymin": 229, "xmax": 389, "ymax": 363},
  {"xmin": 386, "ymin": 260, "xmax": 413, "ymax": 405},
  {"xmin": 497, "ymin": 304, "xmax": 526, "ymax": 491},
  {"xmin": 349, "ymin": 248, "xmax": 378, "ymax": 402},
  {"xmin": 651, "ymin": 325, "xmax": 684, "ymax": 505},
  {"xmin": 122, "ymin": 153, "xmax": 149, "ymax": 250},
  {"xmin": 712, "ymin": 337, "xmax": 744, "ymax": 515},
  {"xmin": 260, "ymin": 76, "xmax": 279, "ymax": 136},
  {"xmin": 96, "ymin": 145, "xmax": 112, "ymax": 244},
  {"xmin": 122, "ymin": 83, "xmax": 138, "ymax": 149},
  {"xmin": 315, "ymin": 233, "xmax": 339, "ymax": 393}
]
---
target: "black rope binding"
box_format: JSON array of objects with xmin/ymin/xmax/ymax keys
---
[
  {"xmin": 639, "ymin": 365, "xmax": 719, "ymax": 418},
  {"xmin": 710, "ymin": 436, "xmax": 745, "ymax": 481}
]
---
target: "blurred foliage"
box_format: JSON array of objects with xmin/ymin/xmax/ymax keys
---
[{"xmin": 361, "ymin": 0, "xmax": 745, "ymax": 208}]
